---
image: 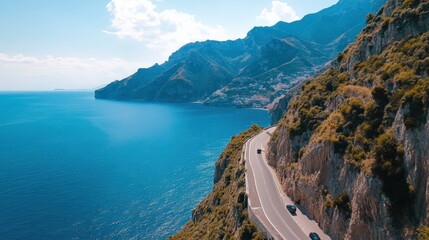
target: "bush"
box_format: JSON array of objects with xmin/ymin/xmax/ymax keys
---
[
  {"xmin": 286, "ymin": 69, "xmax": 344, "ymax": 137},
  {"xmin": 372, "ymin": 130, "xmax": 413, "ymax": 225},
  {"xmin": 289, "ymin": 106, "xmax": 327, "ymax": 136},
  {"xmin": 363, "ymin": 102, "xmax": 384, "ymax": 138},
  {"xmin": 417, "ymin": 226, "xmax": 429, "ymax": 240},
  {"xmin": 372, "ymin": 86, "xmax": 389, "ymax": 107},
  {"xmin": 395, "ymin": 69, "xmax": 417, "ymax": 87},
  {"xmin": 334, "ymin": 192, "xmax": 351, "ymax": 216},
  {"xmin": 366, "ymin": 13, "xmax": 375, "ymax": 23},
  {"xmin": 333, "ymin": 134, "xmax": 348, "ymax": 154},
  {"xmin": 239, "ymin": 222, "xmax": 257, "ymax": 240},
  {"xmin": 401, "ymin": 79, "xmax": 429, "ymax": 129},
  {"xmin": 382, "ymin": 17, "xmax": 392, "ymax": 30},
  {"xmin": 403, "ymin": 0, "xmax": 417, "ymax": 8},
  {"xmin": 340, "ymin": 98, "xmax": 365, "ymax": 133},
  {"xmin": 324, "ymin": 199, "xmax": 334, "ymax": 208},
  {"xmin": 372, "ymin": 131, "xmax": 404, "ymax": 179},
  {"xmin": 350, "ymin": 146, "xmax": 365, "ymax": 162}
]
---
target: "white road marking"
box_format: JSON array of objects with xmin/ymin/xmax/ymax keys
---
[
  {"xmin": 248, "ymin": 132, "xmax": 301, "ymax": 240},
  {"xmin": 246, "ymin": 127, "xmax": 330, "ymax": 240},
  {"xmin": 247, "ymin": 141, "xmax": 288, "ymax": 240}
]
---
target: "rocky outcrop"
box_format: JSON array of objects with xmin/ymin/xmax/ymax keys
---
[
  {"xmin": 268, "ymin": 0, "xmax": 429, "ymax": 239},
  {"xmin": 392, "ymin": 109, "xmax": 429, "ymax": 225},
  {"xmin": 269, "ymin": 79, "xmax": 308, "ymax": 124},
  {"xmin": 341, "ymin": 0, "xmax": 429, "ymax": 73},
  {"xmin": 270, "ymin": 0, "xmax": 429, "ymax": 123},
  {"xmin": 270, "ymin": 129, "xmax": 396, "ymax": 239},
  {"xmin": 95, "ymin": 0, "xmax": 385, "ymax": 108},
  {"xmin": 170, "ymin": 125, "xmax": 265, "ymax": 240}
]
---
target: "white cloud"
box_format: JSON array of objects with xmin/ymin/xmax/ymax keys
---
[
  {"xmin": 104, "ymin": 0, "xmax": 227, "ymax": 56},
  {"xmin": 0, "ymin": 54, "xmax": 40, "ymax": 64},
  {"xmin": 257, "ymin": 0, "xmax": 300, "ymax": 25},
  {"xmin": 0, "ymin": 53, "xmax": 146, "ymax": 90}
]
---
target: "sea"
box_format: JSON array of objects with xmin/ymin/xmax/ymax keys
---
[{"xmin": 0, "ymin": 91, "xmax": 270, "ymax": 239}]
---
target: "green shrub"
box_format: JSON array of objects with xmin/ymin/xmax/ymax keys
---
[
  {"xmin": 350, "ymin": 146, "xmax": 366, "ymax": 162},
  {"xmin": 395, "ymin": 69, "xmax": 417, "ymax": 87},
  {"xmin": 382, "ymin": 17, "xmax": 392, "ymax": 30},
  {"xmin": 334, "ymin": 192, "xmax": 351, "ymax": 216},
  {"xmin": 401, "ymin": 79, "xmax": 429, "ymax": 129},
  {"xmin": 363, "ymin": 101, "xmax": 384, "ymax": 138},
  {"xmin": 417, "ymin": 226, "xmax": 429, "ymax": 240},
  {"xmin": 333, "ymin": 134, "xmax": 348, "ymax": 154},
  {"xmin": 372, "ymin": 130, "xmax": 413, "ymax": 225},
  {"xmin": 289, "ymin": 106, "xmax": 327, "ymax": 136},
  {"xmin": 340, "ymin": 98, "xmax": 365, "ymax": 133},
  {"xmin": 324, "ymin": 199, "xmax": 333, "ymax": 208},
  {"xmin": 372, "ymin": 86, "xmax": 389, "ymax": 107},
  {"xmin": 366, "ymin": 13, "xmax": 375, "ymax": 23},
  {"xmin": 239, "ymin": 222, "xmax": 257, "ymax": 240},
  {"xmin": 286, "ymin": 68, "xmax": 345, "ymax": 137},
  {"xmin": 372, "ymin": 131, "xmax": 404, "ymax": 179},
  {"xmin": 403, "ymin": 0, "xmax": 416, "ymax": 8}
]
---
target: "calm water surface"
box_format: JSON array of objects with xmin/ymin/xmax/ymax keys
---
[{"xmin": 0, "ymin": 91, "xmax": 269, "ymax": 239}]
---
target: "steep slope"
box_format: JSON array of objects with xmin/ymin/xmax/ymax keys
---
[
  {"xmin": 95, "ymin": 0, "xmax": 385, "ymax": 107},
  {"xmin": 268, "ymin": 0, "xmax": 429, "ymax": 239},
  {"xmin": 96, "ymin": 41, "xmax": 241, "ymax": 101},
  {"xmin": 170, "ymin": 125, "xmax": 265, "ymax": 240},
  {"xmin": 270, "ymin": 0, "xmax": 383, "ymax": 45},
  {"xmin": 269, "ymin": 80, "xmax": 305, "ymax": 124},
  {"xmin": 204, "ymin": 37, "xmax": 331, "ymax": 108}
]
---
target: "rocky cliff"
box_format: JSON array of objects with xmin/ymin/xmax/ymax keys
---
[
  {"xmin": 269, "ymin": 79, "xmax": 308, "ymax": 125},
  {"xmin": 268, "ymin": 0, "xmax": 429, "ymax": 239},
  {"xmin": 170, "ymin": 125, "xmax": 265, "ymax": 240},
  {"xmin": 95, "ymin": 0, "xmax": 385, "ymax": 108}
]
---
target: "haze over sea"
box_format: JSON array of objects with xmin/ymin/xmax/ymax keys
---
[{"xmin": 0, "ymin": 91, "xmax": 269, "ymax": 239}]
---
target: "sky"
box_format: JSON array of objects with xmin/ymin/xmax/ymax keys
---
[{"xmin": 0, "ymin": 0, "xmax": 338, "ymax": 90}]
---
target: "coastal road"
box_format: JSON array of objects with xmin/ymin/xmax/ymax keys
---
[{"xmin": 245, "ymin": 127, "xmax": 330, "ymax": 240}]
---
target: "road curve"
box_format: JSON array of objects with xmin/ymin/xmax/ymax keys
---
[{"xmin": 245, "ymin": 127, "xmax": 331, "ymax": 240}]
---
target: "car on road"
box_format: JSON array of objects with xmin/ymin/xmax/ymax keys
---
[
  {"xmin": 309, "ymin": 232, "xmax": 321, "ymax": 240},
  {"xmin": 286, "ymin": 205, "xmax": 297, "ymax": 215},
  {"xmin": 257, "ymin": 149, "xmax": 262, "ymax": 154}
]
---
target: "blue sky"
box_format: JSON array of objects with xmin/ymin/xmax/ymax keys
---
[{"xmin": 0, "ymin": 0, "xmax": 338, "ymax": 90}]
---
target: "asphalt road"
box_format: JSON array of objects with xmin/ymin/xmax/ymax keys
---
[{"xmin": 245, "ymin": 127, "xmax": 330, "ymax": 240}]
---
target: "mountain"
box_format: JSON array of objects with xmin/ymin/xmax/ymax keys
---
[
  {"xmin": 269, "ymin": 0, "xmax": 429, "ymax": 239},
  {"xmin": 95, "ymin": 0, "xmax": 385, "ymax": 108}
]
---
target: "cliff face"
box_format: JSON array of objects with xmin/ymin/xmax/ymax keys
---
[
  {"xmin": 269, "ymin": 0, "xmax": 429, "ymax": 239},
  {"xmin": 170, "ymin": 125, "xmax": 265, "ymax": 240},
  {"xmin": 95, "ymin": 0, "xmax": 385, "ymax": 108},
  {"xmin": 271, "ymin": 0, "xmax": 429, "ymax": 122},
  {"xmin": 393, "ymin": 109, "xmax": 429, "ymax": 228},
  {"xmin": 269, "ymin": 80, "xmax": 308, "ymax": 124}
]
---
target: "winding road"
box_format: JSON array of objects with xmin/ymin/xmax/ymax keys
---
[{"xmin": 245, "ymin": 127, "xmax": 331, "ymax": 240}]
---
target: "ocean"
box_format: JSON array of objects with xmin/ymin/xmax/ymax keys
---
[{"xmin": 0, "ymin": 91, "xmax": 270, "ymax": 239}]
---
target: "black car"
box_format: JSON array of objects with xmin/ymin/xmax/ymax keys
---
[
  {"xmin": 257, "ymin": 149, "xmax": 262, "ymax": 154},
  {"xmin": 309, "ymin": 232, "xmax": 321, "ymax": 240},
  {"xmin": 286, "ymin": 205, "xmax": 297, "ymax": 214}
]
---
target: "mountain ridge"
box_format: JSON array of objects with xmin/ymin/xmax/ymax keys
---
[
  {"xmin": 269, "ymin": 0, "xmax": 429, "ymax": 238},
  {"xmin": 95, "ymin": 0, "xmax": 385, "ymax": 108}
]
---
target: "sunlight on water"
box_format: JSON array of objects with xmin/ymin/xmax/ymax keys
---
[{"xmin": 0, "ymin": 91, "xmax": 269, "ymax": 239}]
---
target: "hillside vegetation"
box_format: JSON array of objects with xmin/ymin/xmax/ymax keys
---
[
  {"xmin": 269, "ymin": 0, "xmax": 429, "ymax": 239},
  {"xmin": 170, "ymin": 125, "xmax": 265, "ymax": 240}
]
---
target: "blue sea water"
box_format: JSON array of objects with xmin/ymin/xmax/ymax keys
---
[{"xmin": 0, "ymin": 91, "xmax": 270, "ymax": 239}]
